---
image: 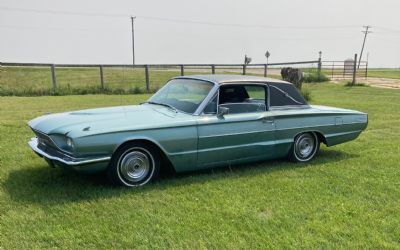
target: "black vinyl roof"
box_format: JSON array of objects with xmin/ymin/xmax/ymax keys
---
[
  {"xmin": 174, "ymin": 74, "xmax": 289, "ymax": 85},
  {"xmin": 174, "ymin": 74, "xmax": 308, "ymax": 106}
]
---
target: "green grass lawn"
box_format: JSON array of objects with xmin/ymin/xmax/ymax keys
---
[
  {"xmin": 367, "ymin": 68, "xmax": 400, "ymax": 79},
  {"xmin": 0, "ymin": 83, "xmax": 399, "ymax": 248}
]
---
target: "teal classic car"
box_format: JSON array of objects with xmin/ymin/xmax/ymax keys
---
[{"xmin": 28, "ymin": 75, "xmax": 368, "ymax": 187}]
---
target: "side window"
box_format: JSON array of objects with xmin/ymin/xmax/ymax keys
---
[{"xmin": 218, "ymin": 84, "xmax": 267, "ymax": 114}]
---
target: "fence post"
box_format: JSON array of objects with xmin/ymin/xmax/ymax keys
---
[
  {"xmin": 352, "ymin": 54, "xmax": 357, "ymax": 85},
  {"xmin": 264, "ymin": 64, "xmax": 267, "ymax": 77},
  {"xmin": 211, "ymin": 65, "xmax": 215, "ymax": 74},
  {"xmin": 365, "ymin": 61, "xmax": 368, "ymax": 78},
  {"xmin": 99, "ymin": 65, "xmax": 104, "ymax": 89},
  {"xmin": 180, "ymin": 65, "xmax": 184, "ymax": 76},
  {"xmin": 317, "ymin": 53, "xmax": 322, "ymax": 81},
  {"xmin": 242, "ymin": 64, "xmax": 246, "ymax": 75},
  {"xmin": 145, "ymin": 65, "xmax": 150, "ymax": 92},
  {"xmin": 50, "ymin": 64, "xmax": 57, "ymax": 89}
]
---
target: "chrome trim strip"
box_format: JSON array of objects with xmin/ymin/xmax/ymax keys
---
[
  {"xmin": 273, "ymin": 124, "xmax": 334, "ymax": 132},
  {"xmin": 272, "ymin": 122, "xmax": 366, "ymax": 132},
  {"xmin": 199, "ymin": 128, "xmax": 274, "ymax": 139},
  {"xmin": 28, "ymin": 137, "xmax": 110, "ymax": 166},
  {"xmin": 324, "ymin": 130, "xmax": 363, "ymax": 138},
  {"xmin": 269, "ymin": 105, "xmax": 310, "ymax": 110},
  {"xmin": 197, "ymin": 140, "xmax": 275, "ymax": 153},
  {"xmin": 219, "ymin": 79, "xmax": 287, "ymax": 84}
]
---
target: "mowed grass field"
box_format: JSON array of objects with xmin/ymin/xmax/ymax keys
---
[
  {"xmin": 367, "ymin": 68, "xmax": 400, "ymax": 79},
  {"xmin": 0, "ymin": 83, "xmax": 399, "ymax": 248}
]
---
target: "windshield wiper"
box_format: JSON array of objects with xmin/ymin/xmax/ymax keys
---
[{"xmin": 141, "ymin": 101, "xmax": 178, "ymax": 113}]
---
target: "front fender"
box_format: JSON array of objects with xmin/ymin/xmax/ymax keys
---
[{"xmin": 74, "ymin": 125, "xmax": 198, "ymax": 173}]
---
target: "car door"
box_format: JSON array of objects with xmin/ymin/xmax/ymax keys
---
[{"xmin": 196, "ymin": 84, "xmax": 275, "ymax": 168}]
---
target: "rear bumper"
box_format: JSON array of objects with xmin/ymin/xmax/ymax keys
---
[{"xmin": 28, "ymin": 137, "xmax": 111, "ymax": 166}]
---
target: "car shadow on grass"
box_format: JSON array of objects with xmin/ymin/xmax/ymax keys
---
[{"xmin": 3, "ymin": 148, "xmax": 358, "ymax": 206}]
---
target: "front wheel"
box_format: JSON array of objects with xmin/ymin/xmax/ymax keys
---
[
  {"xmin": 107, "ymin": 142, "xmax": 160, "ymax": 187},
  {"xmin": 288, "ymin": 132, "xmax": 320, "ymax": 162}
]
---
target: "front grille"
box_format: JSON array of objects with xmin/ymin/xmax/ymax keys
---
[
  {"xmin": 34, "ymin": 130, "xmax": 58, "ymax": 150},
  {"xmin": 32, "ymin": 129, "xmax": 74, "ymax": 159}
]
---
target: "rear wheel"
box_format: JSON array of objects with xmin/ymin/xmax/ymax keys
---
[
  {"xmin": 288, "ymin": 132, "xmax": 319, "ymax": 162},
  {"xmin": 107, "ymin": 142, "xmax": 160, "ymax": 187}
]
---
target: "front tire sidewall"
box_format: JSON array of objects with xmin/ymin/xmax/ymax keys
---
[{"xmin": 108, "ymin": 143, "xmax": 160, "ymax": 187}]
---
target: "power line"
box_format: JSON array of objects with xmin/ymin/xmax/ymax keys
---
[
  {"xmin": 0, "ymin": 6, "xmax": 125, "ymax": 17},
  {"xmin": 358, "ymin": 25, "xmax": 372, "ymax": 69},
  {"xmin": 0, "ymin": 6, "xmax": 361, "ymax": 30},
  {"xmin": 374, "ymin": 26, "xmax": 400, "ymax": 33},
  {"xmin": 3, "ymin": 6, "xmax": 400, "ymax": 33},
  {"xmin": 136, "ymin": 16, "xmax": 360, "ymax": 29},
  {"xmin": 0, "ymin": 24, "xmax": 362, "ymax": 41},
  {"xmin": 0, "ymin": 24, "xmax": 109, "ymax": 32}
]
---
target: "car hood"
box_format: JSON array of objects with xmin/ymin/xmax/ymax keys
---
[{"xmin": 28, "ymin": 104, "xmax": 195, "ymax": 136}]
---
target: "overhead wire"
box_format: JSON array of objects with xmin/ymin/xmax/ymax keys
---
[
  {"xmin": 0, "ymin": 6, "xmax": 362, "ymax": 30},
  {"xmin": 1, "ymin": 6, "xmax": 400, "ymax": 44}
]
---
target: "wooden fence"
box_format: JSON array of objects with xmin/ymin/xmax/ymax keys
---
[{"xmin": 0, "ymin": 60, "xmax": 321, "ymax": 92}]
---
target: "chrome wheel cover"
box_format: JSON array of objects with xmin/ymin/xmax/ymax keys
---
[
  {"xmin": 118, "ymin": 150, "xmax": 150, "ymax": 183},
  {"xmin": 294, "ymin": 133, "xmax": 316, "ymax": 160}
]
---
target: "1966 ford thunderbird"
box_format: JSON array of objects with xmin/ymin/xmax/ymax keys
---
[{"xmin": 28, "ymin": 75, "xmax": 368, "ymax": 186}]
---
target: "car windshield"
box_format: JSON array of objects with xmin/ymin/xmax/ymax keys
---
[{"xmin": 147, "ymin": 79, "xmax": 214, "ymax": 114}]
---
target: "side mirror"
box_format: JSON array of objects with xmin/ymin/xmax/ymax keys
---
[{"xmin": 217, "ymin": 106, "xmax": 229, "ymax": 117}]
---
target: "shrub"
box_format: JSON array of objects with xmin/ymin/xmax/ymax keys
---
[
  {"xmin": 344, "ymin": 82, "xmax": 369, "ymax": 87},
  {"xmin": 303, "ymin": 73, "xmax": 330, "ymax": 83},
  {"xmin": 131, "ymin": 86, "xmax": 144, "ymax": 94}
]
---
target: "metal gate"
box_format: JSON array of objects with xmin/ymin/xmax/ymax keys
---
[{"xmin": 322, "ymin": 59, "xmax": 368, "ymax": 80}]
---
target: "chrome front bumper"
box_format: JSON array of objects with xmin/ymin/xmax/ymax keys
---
[{"xmin": 28, "ymin": 137, "xmax": 111, "ymax": 166}]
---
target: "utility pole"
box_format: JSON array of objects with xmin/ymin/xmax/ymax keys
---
[
  {"xmin": 358, "ymin": 25, "xmax": 372, "ymax": 69},
  {"xmin": 131, "ymin": 16, "xmax": 136, "ymax": 66}
]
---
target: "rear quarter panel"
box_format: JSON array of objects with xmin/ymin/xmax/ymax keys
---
[{"xmin": 270, "ymin": 106, "xmax": 367, "ymax": 156}]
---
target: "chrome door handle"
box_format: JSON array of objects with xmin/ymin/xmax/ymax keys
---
[{"xmin": 261, "ymin": 116, "xmax": 274, "ymax": 124}]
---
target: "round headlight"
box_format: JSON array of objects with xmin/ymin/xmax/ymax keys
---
[{"xmin": 66, "ymin": 137, "xmax": 74, "ymax": 149}]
